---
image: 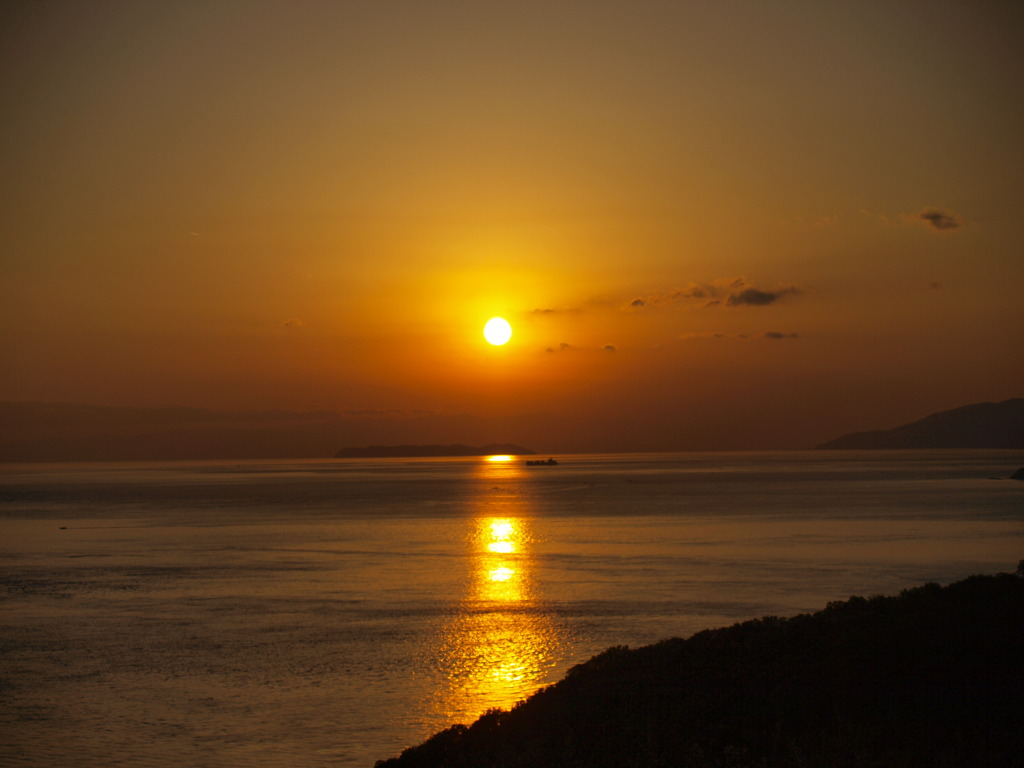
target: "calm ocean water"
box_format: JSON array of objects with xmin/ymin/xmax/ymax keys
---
[{"xmin": 2, "ymin": 450, "xmax": 1022, "ymax": 767}]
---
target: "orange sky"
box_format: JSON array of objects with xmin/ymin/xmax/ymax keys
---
[{"xmin": 2, "ymin": 0, "xmax": 1022, "ymax": 451}]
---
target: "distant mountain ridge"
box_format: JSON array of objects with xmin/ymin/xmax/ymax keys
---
[
  {"xmin": 817, "ymin": 398, "xmax": 1024, "ymax": 449},
  {"xmin": 333, "ymin": 444, "xmax": 535, "ymax": 458}
]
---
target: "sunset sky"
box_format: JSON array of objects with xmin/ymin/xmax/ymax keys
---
[{"xmin": 2, "ymin": 0, "xmax": 1022, "ymax": 452}]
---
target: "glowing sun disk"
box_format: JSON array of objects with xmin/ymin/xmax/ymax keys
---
[{"xmin": 484, "ymin": 317, "xmax": 512, "ymax": 345}]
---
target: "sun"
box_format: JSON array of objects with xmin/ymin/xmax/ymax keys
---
[{"xmin": 483, "ymin": 317, "xmax": 512, "ymax": 346}]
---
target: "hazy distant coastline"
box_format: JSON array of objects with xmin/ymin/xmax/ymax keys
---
[
  {"xmin": 817, "ymin": 398, "xmax": 1024, "ymax": 449},
  {"xmin": 333, "ymin": 444, "xmax": 535, "ymax": 458},
  {"xmin": 1, "ymin": 398, "xmax": 1021, "ymax": 462},
  {"xmin": 0, "ymin": 402, "xmax": 547, "ymax": 462}
]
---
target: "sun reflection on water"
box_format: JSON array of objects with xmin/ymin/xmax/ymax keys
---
[{"xmin": 431, "ymin": 482, "xmax": 568, "ymax": 723}]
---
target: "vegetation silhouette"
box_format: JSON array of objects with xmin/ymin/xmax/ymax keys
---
[{"xmin": 376, "ymin": 563, "xmax": 1024, "ymax": 767}]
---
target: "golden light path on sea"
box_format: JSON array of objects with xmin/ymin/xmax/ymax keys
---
[{"xmin": 430, "ymin": 459, "xmax": 566, "ymax": 722}]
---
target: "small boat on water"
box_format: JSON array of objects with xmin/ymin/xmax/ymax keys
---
[{"xmin": 525, "ymin": 458, "xmax": 559, "ymax": 466}]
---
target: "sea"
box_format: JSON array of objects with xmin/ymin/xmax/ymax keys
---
[{"xmin": 2, "ymin": 450, "xmax": 1022, "ymax": 767}]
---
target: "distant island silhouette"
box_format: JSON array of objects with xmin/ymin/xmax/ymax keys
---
[
  {"xmin": 817, "ymin": 398, "xmax": 1024, "ymax": 449},
  {"xmin": 333, "ymin": 444, "xmax": 535, "ymax": 459},
  {"xmin": 376, "ymin": 563, "xmax": 1024, "ymax": 768}
]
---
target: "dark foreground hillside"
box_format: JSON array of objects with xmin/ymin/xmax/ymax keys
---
[{"xmin": 376, "ymin": 565, "xmax": 1024, "ymax": 768}]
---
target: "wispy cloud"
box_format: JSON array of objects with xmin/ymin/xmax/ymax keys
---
[
  {"xmin": 726, "ymin": 287, "xmax": 796, "ymax": 307},
  {"xmin": 917, "ymin": 207, "xmax": 962, "ymax": 231},
  {"xmin": 678, "ymin": 330, "xmax": 800, "ymax": 341},
  {"xmin": 865, "ymin": 207, "xmax": 964, "ymax": 232},
  {"xmin": 546, "ymin": 342, "xmax": 619, "ymax": 354},
  {"xmin": 625, "ymin": 278, "xmax": 802, "ymax": 311},
  {"xmin": 530, "ymin": 307, "xmax": 579, "ymax": 315},
  {"xmin": 727, "ymin": 288, "xmax": 776, "ymax": 306},
  {"xmin": 546, "ymin": 342, "xmax": 575, "ymax": 353},
  {"xmin": 678, "ymin": 331, "xmax": 730, "ymax": 340}
]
